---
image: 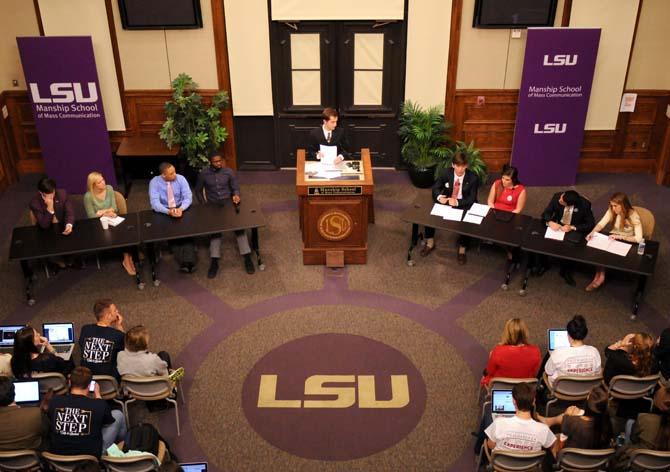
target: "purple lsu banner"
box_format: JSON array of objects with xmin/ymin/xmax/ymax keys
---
[
  {"xmin": 17, "ymin": 36, "xmax": 116, "ymax": 194},
  {"xmin": 511, "ymin": 28, "xmax": 600, "ymax": 186}
]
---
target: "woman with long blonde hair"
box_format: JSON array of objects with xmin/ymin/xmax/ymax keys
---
[
  {"xmin": 585, "ymin": 192, "xmax": 643, "ymax": 291},
  {"xmin": 481, "ymin": 318, "xmax": 541, "ymax": 386}
]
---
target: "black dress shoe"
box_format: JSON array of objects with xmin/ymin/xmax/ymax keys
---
[
  {"xmin": 244, "ymin": 254, "xmax": 255, "ymax": 274},
  {"xmin": 457, "ymin": 252, "xmax": 467, "ymax": 265},
  {"xmin": 560, "ymin": 271, "xmax": 576, "ymax": 286},
  {"xmin": 187, "ymin": 263, "xmax": 196, "ymax": 274},
  {"xmin": 536, "ymin": 266, "xmax": 547, "ymax": 277},
  {"xmin": 179, "ymin": 264, "xmax": 190, "ymax": 273},
  {"xmin": 419, "ymin": 245, "xmax": 435, "ymax": 257},
  {"xmin": 207, "ymin": 258, "xmax": 219, "ymax": 279}
]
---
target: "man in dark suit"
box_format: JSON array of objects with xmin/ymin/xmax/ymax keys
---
[
  {"xmin": 421, "ymin": 152, "xmax": 479, "ymax": 264},
  {"xmin": 306, "ymin": 107, "xmax": 350, "ymax": 162},
  {"xmin": 538, "ymin": 190, "xmax": 595, "ymax": 285},
  {"xmin": 28, "ymin": 177, "xmax": 75, "ymax": 235}
]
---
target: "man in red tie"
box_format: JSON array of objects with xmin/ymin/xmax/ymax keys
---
[
  {"xmin": 306, "ymin": 107, "xmax": 350, "ymax": 162},
  {"xmin": 421, "ymin": 152, "xmax": 480, "ymax": 264}
]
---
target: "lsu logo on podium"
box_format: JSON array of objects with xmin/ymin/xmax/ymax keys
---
[{"xmin": 257, "ymin": 374, "xmax": 410, "ymax": 409}]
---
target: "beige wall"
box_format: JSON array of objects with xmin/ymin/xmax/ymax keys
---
[
  {"xmin": 270, "ymin": 0, "xmax": 404, "ymax": 20},
  {"xmin": 404, "ymin": 0, "xmax": 452, "ymax": 110},
  {"xmin": 571, "ymin": 0, "xmax": 639, "ymax": 130},
  {"xmin": 38, "ymin": 0, "xmax": 125, "ymax": 131},
  {"xmin": 456, "ymin": 0, "xmax": 565, "ymax": 89},
  {"xmin": 626, "ymin": 0, "xmax": 670, "ymax": 90},
  {"xmin": 112, "ymin": 0, "xmax": 218, "ymax": 90},
  {"xmin": 0, "ymin": 0, "xmax": 40, "ymax": 91}
]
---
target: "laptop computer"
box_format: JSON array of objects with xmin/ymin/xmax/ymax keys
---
[
  {"xmin": 180, "ymin": 463, "xmax": 208, "ymax": 472},
  {"xmin": 42, "ymin": 322, "xmax": 75, "ymax": 360},
  {"xmin": 13, "ymin": 380, "xmax": 40, "ymax": 406},
  {"xmin": 491, "ymin": 389, "xmax": 516, "ymax": 420},
  {"xmin": 548, "ymin": 328, "xmax": 570, "ymax": 351},
  {"xmin": 0, "ymin": 324, "xmax": 25, "ymax": 352}
]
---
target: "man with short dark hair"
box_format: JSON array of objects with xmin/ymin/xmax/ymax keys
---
[
  {"xmin": 0, "ymin": 376, "xmax": 45, "ymax": 450},
  {"xmin": 79, "ymin": 299, "xmax": 125, "ymax": 379},
  {"xmin": 149, "ymin": 162, "xmax": 197, "ymax": 273},
  {"xmin": 194, "ymin": 151, "xmax": 255, "ymax": 277},
  {"xmin": 485, "ymin": 383, "xmax": 555, "ymax": 453},
  {"xmin": 544, "ymin": 315, "xmax": 601, "ymax": 388},
  {"xmin": 422, "ymin": 152, "xmax": 480, "ymax": 264},
  {"xmin": 47, "ymin": 367, "xmax": 126, "ymax": 458},
  {"xmin": 29, "ymin": 177, "xmax": 75, "ymax": 235},
  {"xmin": 306, "ymin": 107, "xmax": 350, "ymax": 162}
]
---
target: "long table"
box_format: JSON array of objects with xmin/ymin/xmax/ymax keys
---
[
  {"xmin": 400, "ymin": 195, "xmax": 660, "ymax": 319},
  {"xmin": 9, "ymin": 200, "xmax": 267, "ymax": 303}
]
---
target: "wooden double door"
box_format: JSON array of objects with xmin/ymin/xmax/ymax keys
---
[{"xmin": 270, "ymin": 20, "xmax": 406, "ymax": 168}]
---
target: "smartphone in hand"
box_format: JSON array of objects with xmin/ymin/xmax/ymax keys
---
[{"xmin": 88, "ymin": 380, "xmax": 96, "ymax": 393}]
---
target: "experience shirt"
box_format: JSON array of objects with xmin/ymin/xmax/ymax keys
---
[
  {"xmin": 79, "ymin": 324, "xmax": 125, "ymax": 378},
  {"xmin": 485, "ymin": 415, "xmax": 556, "ymax": 452},
  {"xmin": 48, "ymin": 393, "xmax": 114, "ymax": 458},
  {"xmin": 194, "ymin": 166, "xmax": 240, "ymax": 204},
  {"xmin": 545, "ymin": 345, "xmax": 602, "ymax": 387}
]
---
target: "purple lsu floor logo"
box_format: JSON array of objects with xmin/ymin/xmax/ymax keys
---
[{"xmin": 242, "ymin": 333, "xmax": 427, "ymax": 460}]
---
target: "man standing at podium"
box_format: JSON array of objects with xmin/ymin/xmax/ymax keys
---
[{"xmin": 307, "ymin": 107, "xmax": 350, "ymax": 162}]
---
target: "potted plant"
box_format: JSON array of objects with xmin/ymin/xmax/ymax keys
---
[
  {"xmin": 437, "ymin": 140, "xmax": 488, "ymax": 185},
  {"xmin": 159, "ymin": 73, "xmax": 229, "ymax": 179},
  {"xmin": 397, "ymin": 101, "xmax": 452, "ymax": 188}
]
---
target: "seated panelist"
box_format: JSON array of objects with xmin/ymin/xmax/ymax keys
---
[
  {"xmin": 421, "ymin": 152, "xmax": 479, "ymax": 265},
  {"xmin": 487, "ymin": 164, "xmax": 526, "ymax": 214},
  {"xmin": 29, "ymin": 177, "xmax": 74, "ymax": 235},
  {"xmin": 306, "ymin": 107, "xmax": 350, "ymax": 163}
]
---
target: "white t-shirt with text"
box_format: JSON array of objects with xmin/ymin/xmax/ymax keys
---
[
  {"xmin": 485, "ymin": 415, "xmax": 556, "ymax": 452},
  {"xmin": 545, "ymin": 344, "xmax": 601, "ymax": 387}
]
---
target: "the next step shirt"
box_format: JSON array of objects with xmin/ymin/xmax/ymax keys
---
[
  {"xmin": 485, "ymin": 415, "xmax": 556, "ymax": 452},
  {"xmin": 79, "ymin": 324, "xmax": 124, "ymax": 379},
  {"xmin": 48, "ymin": 393, "xmax": 114, "ymax": 458}
]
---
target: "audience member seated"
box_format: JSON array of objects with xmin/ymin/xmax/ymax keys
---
[
  {"xmin": 585, "ymin": 192, "xmax": 643, "ymax": 291},
  {"xmin": 79, "ymin": 299, "xmax": 125, "ymax": 380},
  {"xmin": 47, "ymin": 366, "xmax": 126, "ymax": 458},
  {"xmin": 485, "ymin": 383, "xmax": 556, "ymax": 454},
  {"xmin": 544, "ymin": 315, "xmax": 601, "ymax": 389},
  {"xmin": 605, "ymin": 332, "xmax": 657, "ymax": 420},
  {"xmin": 83, "ymin": 171, "xmax": 136, "ymax": 276},
  {"xmin": 194, "ymin": 151, "xmax": 255, "ymax": 278},
  {"xmin": 149, "ymin": 162, "xmax": 196, "ymax": 274},
  {"xmin": 481, "ymin": 318, "xmax": 541, "ymax": 387},
  {"xmin": 0, "ymin": 353, "xmax": 11, "ymax": 377},
  {"xmin": 0, "ymin": 376, "xmax": 45, "ymax": 450},
  {"xmin": 421, "ymin": 152, "xmax": 480, "ymax": 265},
  {"xmin": 29, "ymin": 177, "xmax": 74, "ymax": 235},
  {"xmin": 117, "ymin": 325, "xmax": 173, "ymax": 377},
  {"xmin": 539, "ymin": 190, "xmax": 595, "ymax": 285},
  {"xmin": 11, "ymin": 326, "xmax": 74, "ymax": 379},
  {"xmin": 655, "ymin": 328, "xmax": 670, "ymax": 385}
]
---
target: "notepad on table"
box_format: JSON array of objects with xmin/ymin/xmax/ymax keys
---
[
  {"xmin": 544, "ymin": 226, "xmax": 565, "ymax": 241},
  {"xmin": 430, "ymin": 204, "xmax": 463, "ymax": 221},
  {"xmin": 463, "ymin": 213, "xmax": 483, "ymax": 225},
  {"xmin": 586, "ymin": 232, "xmax": 632, "ymax": 257},
  {"xmin": 468, "ymin": 203, "xmax": 490, "ymax": 217}
]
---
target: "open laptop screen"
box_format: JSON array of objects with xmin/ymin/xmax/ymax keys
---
[
  {"xmin": 0, "ymin": 325, "xmax": 25, "ymax": 347},
  {"xmin": 491, "ymin": 390, "xmax": 516, "ymax": 415},
  {"xmin": 42, "ymin": 323, "xmax": 74, "ymax": 344},
  {"xmin": 180, "ymin": 463, "xmax": 208, "ymax": 472},
  {"xmin": 14, "ymin": 380, "xmax": 40, "ymax": 405},
  {"xmin": 548, "ymin": 329, "xmax": 570, "ymax": 351}
]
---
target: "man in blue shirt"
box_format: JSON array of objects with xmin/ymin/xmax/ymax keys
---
[{"xmin": 149, "ymin": 163, "xmax": 197, "ymax": 273}]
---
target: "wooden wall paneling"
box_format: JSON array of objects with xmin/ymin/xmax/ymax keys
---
[
  {"xmin": 3, "ymin": 91, "xmax": 44, "ymax": 174},
  {"xmin": 234, "ymin": 116, "xmax": 275, "ymax": 170},
  {"xmin": 656, "ymin": 119, "xmax": 670, "ymax": 185},
  {"xmin": 0, "ymin": 93, "xmax": 18, "ymax": 190},
  {"xmin": 444, "ymin": 0, "xmax": 463, "ymax": 122},
  {"xmin": 561, "ymin": 0, "xmax": 573, "ymax": 26},
  {"xmin": 104, "ymin": 0, "xmax": 128, "ymax": 128}
]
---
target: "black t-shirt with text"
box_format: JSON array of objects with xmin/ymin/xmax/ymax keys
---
[
  {"xmin": 79, "ymin": 324, "xmax": 124, "ymax": 378},
  {"xmin": 48, "ymin": 393, "xmax": 114, "ymax": 458}
]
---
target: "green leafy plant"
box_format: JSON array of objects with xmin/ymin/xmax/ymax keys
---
[
  {"xmin": 397, "ymin": 101, "xmax": 452, "ymax": 171},
  {"xmin": 437, "ymin": 140, "xmax": 489, "ymax": 185},
  {"xmin": 159, "ymin": 73, "xmax": 229, "ymax": 170}
]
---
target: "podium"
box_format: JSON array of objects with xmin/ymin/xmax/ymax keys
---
[{"xmin": 296, "ymin": 148, "xmax": 374, "ymax": 265}]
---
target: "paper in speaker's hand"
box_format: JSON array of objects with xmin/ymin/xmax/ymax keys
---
[{"xmin": 319, "ymin": 145, "xmax": 338, "ymax": 165}]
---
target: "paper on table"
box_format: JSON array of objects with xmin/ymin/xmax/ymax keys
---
[
  {"xmin": 587, "ymin": 233, "xmax": 631, "ymax": 256},
  {"xmin": 608, "ymin": 240, "xmax": 632, "ymax": 257},
  {"xmin": 586, "ymin": 232, "xmax": 610, "ymax": 250},
  {"xmin": 101, "ymin": 216, "xmax": 125, "ymax": 227},
  {"xmin": 545, "ymin": 226, "xmax": 565, "ymax": 241},
  {"xmin": 319, "ymin": 145, "xmax": 338, "ymax": 165},
  {"xmin": 463, "ymin": 213, "xmax": 483, "ymax": 225},
  {"xmin": 443, "ymin": 207, "xmax": 463, "ymax": 222},
  {"xmin": 468, "ymin": 203, "xmax": 490, "ymax": 217},
  {"xmin": 430, "ymin": 204, "xmax": 450, "ymax": 218}
]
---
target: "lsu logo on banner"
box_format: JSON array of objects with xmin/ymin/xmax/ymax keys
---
[
  {"xmin": 533, "ymin": 123, "xmax": 567, "ymax": 134},
  {"xmin": 257, "ymin": 374, "xmax": 410, "ymax": 409},
  {"xmin": 543, "ymin": 54, "xmax": 578, "ymax": 66},
  {"xmin": 29, "ymin": 82, "xmax": 98, "ymax": 104}
]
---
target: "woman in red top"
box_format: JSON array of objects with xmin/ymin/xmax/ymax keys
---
[
  {"xmin": 487, "ymin": 164, "xmax": 527, "ymax": 213},
  {"xmin": 481, "ymin": 318, "xmax": 541, "ymax": 386}
]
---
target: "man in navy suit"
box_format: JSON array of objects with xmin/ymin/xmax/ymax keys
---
[
  {"xmin": 306, "ymin": 108, "xmax": 350, "ymax": 162},
  {"xmin": 421, "ymin": 152, "xmax": 480, "ymax": 264}
]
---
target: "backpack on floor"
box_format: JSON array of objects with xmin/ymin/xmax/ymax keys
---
[{"xmin": 123, "ymin": 423, "xmax": 160, "ymax": 456}]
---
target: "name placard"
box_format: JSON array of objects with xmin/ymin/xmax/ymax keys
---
[{"xmin": 308, "ymin": 186, "xmax": 362, "ymax": 196}]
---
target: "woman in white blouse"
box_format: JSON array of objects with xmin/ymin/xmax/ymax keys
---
[{"xmin": 585, "ymin": 192, "xmax": 643, "ymax": 291}]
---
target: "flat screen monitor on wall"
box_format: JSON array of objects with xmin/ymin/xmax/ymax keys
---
[
  {"xmin": 473, "ymin": 0, "xmax": 558, "ymax": 29},
  {"xmin": 119, "ymin": 0, "xmax": 203, "ymax": 30}
]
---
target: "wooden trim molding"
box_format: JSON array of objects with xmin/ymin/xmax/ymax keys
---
[
  {"xmin": 561, "ymin": 0, "xmax": 573, "ymax": 27},
  {"xmin": 33, "ymin": 0, "xmax": 45, "ymax": 36},
  {"xmin": 444, "ymin": 0, "xmax": 463, "ymax": 122},
  {"xmin": 104, "ymin": 0, "xmax": 128, "ymax": 129},
  {"xmin": 656, "ymin": 119, "xmax": 670, "ymax": 185}
]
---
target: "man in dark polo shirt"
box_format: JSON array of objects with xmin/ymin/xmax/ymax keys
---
[
  {"xmin": 47, "ymin": 367, "xmax": 126, "ymax": 458},
  {"xmin": 0, "ymin": 376, "xmax": 45, "ymax": 450},
  {"xmin": 79, "ymin": 299, "xmax": 125, "ymax": 380},
  {"xmin": 194, "ymin": 151, "xmax": 255, "ymax": 278}
]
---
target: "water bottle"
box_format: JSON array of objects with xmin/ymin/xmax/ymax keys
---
[{"xmin": 637, "ymin": 238, "xmax": 646, "ymax": 256}]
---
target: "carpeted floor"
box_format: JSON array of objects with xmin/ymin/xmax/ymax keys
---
[{"xmin": 0, "ymin": 170, "xmax": 668, "ymax": 471}]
